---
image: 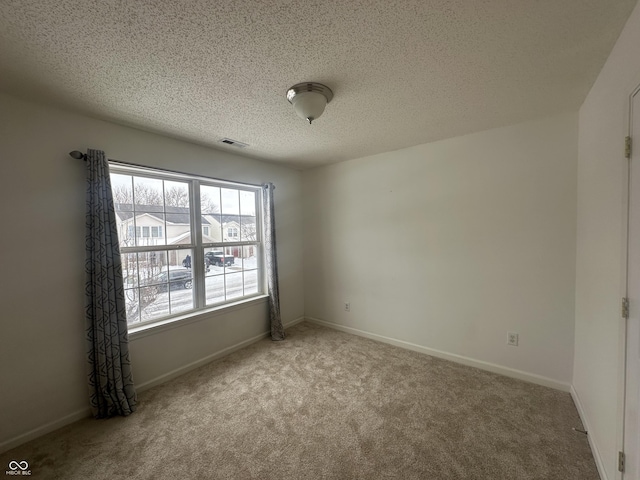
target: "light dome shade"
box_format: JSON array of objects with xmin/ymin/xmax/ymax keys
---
[
  {"xmin": 291, "ymin": 91, "xmax": 327, "ymax": 123},
  {"xmin": 286, "ymin": 82, "xmax": 333, "ymax": 124}
]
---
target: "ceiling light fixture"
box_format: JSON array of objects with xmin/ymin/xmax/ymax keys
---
[{"xmin": 286, "ymin": 82, "xmax": 333, "ymax": 124}]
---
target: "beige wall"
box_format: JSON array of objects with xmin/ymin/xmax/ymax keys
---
[
  {"xmin": 574, "ymin": 1, "xmax": 640, "ymax": 478},
  {"xmin": 303, "ymin": 112, "xmax": 578, "ymax": 386},
  {"xmin": 0, "ymin": 93, "xmax": 304, "ymax": 449}
]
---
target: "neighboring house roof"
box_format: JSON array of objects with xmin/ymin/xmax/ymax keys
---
[
  {"xmin": 221, "ymin": 215, "xmax": 251, "ymax": 224},
  {"xmin": 115, "ymin": 204, "xmax": 254, "ymax": 224},
  {"xmin": 115, "ymin": 203, "xmax": 213, "ymax": 225},
  {"xmin": 117, "ymin": 212, "xmax": 164, "ymax": 225}
]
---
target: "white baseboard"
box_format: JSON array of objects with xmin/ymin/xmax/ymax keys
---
[
  {"xmin": 136, "ymin": 315, "xmax": 305, "ymax": 392},
  {"xmin": 0, "ymin": 316, "xmax": 305, "ymax": 454},
  {"xmin": 0, "ymin": 408, "xmax": 91, "ymax": 454},
  {"xmin": 284, "ymin": 316, "xmax": 306, "ymax": 329},
  {"xmin": 571, "ymin": 386, "xmax": 608, "ymax": 480},
  {"xmin": 305, "ymin": 316, "xmax": 571, "ymax": 392}
]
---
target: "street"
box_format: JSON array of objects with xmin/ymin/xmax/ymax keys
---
[{"xmin": 125, "ymin": 259, "xmax": 259, "ymax": 324}]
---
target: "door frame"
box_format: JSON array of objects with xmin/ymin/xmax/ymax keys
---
[{"xmin": 621, "ymin": 82, "xmax": 640, "ymax": 480}]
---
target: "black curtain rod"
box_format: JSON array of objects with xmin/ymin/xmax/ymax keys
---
[{"xmin": 68, "ymin": 151, "xmax": 271, "ymax": 189}]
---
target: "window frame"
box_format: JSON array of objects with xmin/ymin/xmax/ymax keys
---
[{"xmin": 109, "ymin": 162, "xmax": 265, "ymax": 331}]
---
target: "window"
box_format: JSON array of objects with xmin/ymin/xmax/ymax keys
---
[{"xmin": 110, "ymin": 165, "xmax": 263, "ymax": 328}]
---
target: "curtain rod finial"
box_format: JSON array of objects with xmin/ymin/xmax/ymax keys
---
[{"xmin": 69, "ymin": 150, "xmax": 86, "ymax": 160}]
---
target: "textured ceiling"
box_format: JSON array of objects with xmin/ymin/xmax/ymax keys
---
[{"xmin": 0, "ymin": 0, "xmax": 636, "ymax": 169}]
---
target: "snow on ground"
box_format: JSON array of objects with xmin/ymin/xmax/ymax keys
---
[{"xmin": 125, "ymin": 256, "xmax": 260, "ymax": 325}]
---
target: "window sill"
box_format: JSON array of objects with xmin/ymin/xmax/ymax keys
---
[{"xmin": 128, "ymin": 294, "xmax": 269, "ymax": 341}]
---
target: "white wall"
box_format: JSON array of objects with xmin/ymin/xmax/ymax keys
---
[
  {"xmin": 303, "ymin": 112, "xmax": 578, "ymax": 386},
  {"xmin": 4, "ymin": 2, "xmax": 639, "ymax": 462},
  {"xmin": 0, "ymin": 93, "xmax": 304, "ymax": 450},
  {"xmin": 574, "ymin": 2, "xmax": 640, "ymax": 479}
]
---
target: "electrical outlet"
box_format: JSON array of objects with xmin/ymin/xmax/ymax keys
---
[
  {"xmin": 344, "ymin": 302, "xmax": 350, "ymax": 312},
  {"xmin": 507, "ymin": 332, "xmax": 519, "ymax": 346}
]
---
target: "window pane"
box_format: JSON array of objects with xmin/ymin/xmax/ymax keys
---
[
  {"xmin": 126, "ymin": 284, "xmax": 166, "ymax": 325},
  {"xmin": 132, "ymin": 218, "xmax": 166, "ymax": 247},
  {"xmin": 123, "ymin": 252, "xmax": 140, "ymax": 325},
  {"xmin": 122, "ymin": 253, "xmax": 138, "ymax": 287},
  {"xmin": 240, "ymin": 246, "xmax": 260, "ymax": 296},
  {"xmin": 133, "ymin": 177, "xmax": 163, "ymax": 211},
  {"xmin": 166, "ymin": 213, "xmax": 191, "ymax": 245},
  {"xmin": 240, "ymin": 216, "xmax": 256, "ymax": 241},
  {"xmin": 240, "ymin": 190, "xmax": 256, "ymax": 216},
  {"xmin": 244, "ymin": 269, "xmax": 258, "ymax": 296},
  {"xmin": 223, "ymin": 222, "xmax": 240, "ymax": 243},
  {"xmin": 221, "ymin": 188, "xmax": 240, "ymax": 215},
  {"xmin": 178, "ymin": 250, "xmax": 193, "ymax": 270},
  {"xmin": 166, "ymin": 251, "xmax": 193, "ymax": 314},
  {"xmin": 139, "ymin": 251, "xmax": 167, "ymax": 286},
  {"xmin": 201, "ymin": 185, "xmax": 221, "ymax": 214},
  {"xmin": 222, "ymin": 247, "xmax": 238, "ymax": 270},
  {"xmin": 225, "ymin": 272, "xmax": 244, "ymax": 300},
  {"xmin": 205, "ymin": 275, "xmax": 225, "ymax": 305},
  {"xmin": 139, "ymin": 286, "xmax": 166, "ymax": 321},
  {"xmin": 204, "ymin": 248, "xmax": 234, "ymax": 270},
  {"xmin": 117, "ymin": 215, "xmax": 136, "ymax": 248},
  {"xmin": 164, "ymin": 180, "xmax": 190, "ymax": 208},
  {"xmin": 113, "ymin": 176, "xmax": 133, "ymax": 247},
  {"xmin": 202, "ymin": 214, "xmax": 222, "ymax": 242},
  {"xmin": 240, "ymin": 246, "xmax": 258, "ymax": 271},
  {"xmin": 124, "ymin": 289, "xmax": 140, "ymax": 324},
  {"xmin": 170, "ymin": 289, "xmax": 193, "ymax": 314},
  {"xmin": 111, "ymin": 174, "xmax": 133, "ymax": 209}
]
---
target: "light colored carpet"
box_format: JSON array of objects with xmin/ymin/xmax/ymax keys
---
[{"xmin": 1, "ymin": 322, "xmax": 597, "ymax": 479}]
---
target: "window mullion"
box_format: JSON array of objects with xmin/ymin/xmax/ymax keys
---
[
  {"xmin": 255, "ymin": 189, "xmax": 262, "ymax": 243},
  {"xmin": 131, "ymin": 175, "xmax": 138, "ymax": 249},
  {"xmin": 202, "ymin": 241, "xmax": 258, "ymax": 248},
  {"xmin": 256, "ymin": 187, "xmax": 265, "ymax": 297},
  {"xmin": 120, "ymin": 245, "xmax": 190, "ymax": 254},
  {"xmin": 191, "ymin": 180, "xmax": 205, "ymax": 308}
]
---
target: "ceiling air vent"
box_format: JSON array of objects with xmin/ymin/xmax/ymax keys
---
[{"xmin": 219, "ymin": 138, "xmax": 249, "ymax": 148}]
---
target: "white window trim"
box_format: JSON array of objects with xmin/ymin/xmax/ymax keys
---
[{"xmin": 109, "ymin": 162, "xmax": 265, "ymax": 331}]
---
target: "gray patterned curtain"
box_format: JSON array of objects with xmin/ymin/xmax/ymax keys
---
[
  {"xmin": 262, "ymin": 183, "xmax": 285, "ymax": 341},
  {"xmin": 85, "ymin": 149, "xmax": 137, "ymax": 418}
]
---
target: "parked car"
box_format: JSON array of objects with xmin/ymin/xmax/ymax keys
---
[
  {"xmin": 123, "ymin": 269, "xmax": 192, "ymax": 297},
  {"xmin": 155, "ymin": 268, "xmax": 193, "ymax": 292},
  {"xmin": 204, "ymin": 251, "xmax": 235, "ymax": 267}
]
